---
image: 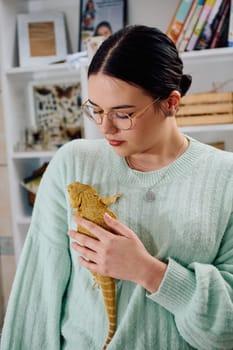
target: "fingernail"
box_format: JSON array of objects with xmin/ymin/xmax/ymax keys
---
[
  {"xmin": 104, "ymin": 212, "xmax": 112, "ymax": 219},
  {"xmin": 73, "ymin": 216, "xmax": 81, "ymax": 223}
]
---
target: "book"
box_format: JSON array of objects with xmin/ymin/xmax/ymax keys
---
[
  {"xmin": 216, "ymin": 8, "xmax": 230, "ymax": 47},
  {"xmin": 206, "ymin": 0, "xmax": 229, "ymax": 47},
  {"xmin": 210, "ymin": 0, "xmax": 230, "ymax": 48},
  {"xmin": 195, "ymin": 0, "xmax": 224, "ymax": 49},
  {"xmin": 176, "ymin": 0, "xmax": 199, "ymax": 50},
  {"xmin": 166, "ymin": 0, "xmax": 195, "ymax": 44},
  {"xmin": 186, "ymin": 0, "xmax": 217, "ymax": 51},
  {"xmin": 178, "ymin": 0, "xmax": 205, "ymax": 52},
  {"xmin": 228, "ymin": 0, "xmax": 233, "ymax": 46}
]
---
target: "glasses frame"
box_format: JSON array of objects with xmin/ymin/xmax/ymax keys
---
[{"xmin": 81, "ymin": 97, "xmax": 160, "ymax": 130}]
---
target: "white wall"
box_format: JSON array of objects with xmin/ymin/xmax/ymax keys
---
[{"xmin": 127, "ymin": 0, "xmax": 178, "ymax": 32}]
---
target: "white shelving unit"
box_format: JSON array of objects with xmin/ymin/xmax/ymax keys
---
[
  {"xmin": 180, "ymin": 47, "xmax": 233, "ymax": 149},
  {"xmin": 1, "ymin": 0, "xmax": 233, "ymax": 263}
]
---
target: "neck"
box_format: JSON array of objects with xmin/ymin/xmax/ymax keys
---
[{"xmin": 126, "ymin": 134, "xmax": 188, "ymax": 172}]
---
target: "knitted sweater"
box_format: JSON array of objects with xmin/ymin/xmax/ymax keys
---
[{"xmin": 1, "ymin": 137, "xmax": 233, "ymax": 350}]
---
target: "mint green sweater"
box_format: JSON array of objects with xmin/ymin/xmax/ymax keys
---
[{"xmin": 1, "ymin": 137, "xmax": 233, "ymax": 350}]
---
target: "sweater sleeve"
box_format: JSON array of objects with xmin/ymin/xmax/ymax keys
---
[
  {"xmin": 1, "ymin": 147, "xmax": 71, "ymax": 350},
  {"xmin": 148, "ymin": 212, "xmax": 233, "ymax": 350}
]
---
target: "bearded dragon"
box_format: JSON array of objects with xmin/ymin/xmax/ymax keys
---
[{"xmin": 67, "ymin": 181, "xmax": 121, "ymax": 350}]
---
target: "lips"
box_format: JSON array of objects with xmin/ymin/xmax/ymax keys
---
[{"xmin": 107, "ymin": 139, "xmax": 125, "ymax": 147}]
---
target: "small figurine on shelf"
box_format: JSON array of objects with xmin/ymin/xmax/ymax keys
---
[
  {"xmin": 15, "ymin": 117, "xmax": 83, "ymax": 153},
  {"xmin": 21, "ymin": 162, "xmax": 49, "ymax": 206}
]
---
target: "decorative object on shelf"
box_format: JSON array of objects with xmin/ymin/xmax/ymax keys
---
[
  {"xmin": 79, "ymin": 0, "xmax": 126, "ymax": 52},
  {"xmin": 86, "ymin": 35, "xmax": 105, "ymax": 59},
  {"xmin": 209, "ymin": 141, "xmax": 225, "ymax": 150},
  {"xmin": 176, "ymin": 91, "xmax": 233, "ymax": 126},
  {"xmin": 21, "ymin": 162, "xmax": 49, "ymax": 206},
  {"xmin": 21, "ymin": 78, "xmax": 83, "ymax": 151},
  {"xmin": 17, "ymin": 11, "xmax": 68, "ymax": 67}
]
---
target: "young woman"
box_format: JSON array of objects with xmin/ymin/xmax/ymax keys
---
[
  {"xmin": 82, "ymin": 0, "xmax": 96, "ymax": 30},
  {"xmin": 94, "ymin": 21, "xmax": 112, "ymax": 38},
  {"xmin": 1, "ymin": 25, "xmax": 233, "ymax": 350}
]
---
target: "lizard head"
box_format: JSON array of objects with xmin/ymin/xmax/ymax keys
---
[{"xmin": 67, "ymin": 182, "xmax": 96, "ymax": 209}]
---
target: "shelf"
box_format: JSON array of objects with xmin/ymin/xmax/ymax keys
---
[
  {"xmin": 17, "ymin": 215, "xmax": 31, "ymax": 226},
  {"xmin": 5, "ymin": 47, "xmax": 233, "ymax": 76},
  {"xmin": 180, "ymin": 47, "xmax": 233, "ymax": 60},
  {"xmin": 5, "ymin": 56, "xmax": 89, "ymax": 77},
  {"xmin": 179, "ymin": 123, "xmax": 233, "ymax": 134},
  {"xmin": 12, "ymin": 150, "xmax": 56, "ymax": 159},
  {"xmin": 6, "ymin": 63, "xmax": 68, "ymax": 75},
  {"xmin": 5, "ymin": 62, "xmax": 83, "ymax": 81}
]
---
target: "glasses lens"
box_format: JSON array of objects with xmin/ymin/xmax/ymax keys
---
[
  {"xmin": 82, "ymin": 104, "xmax": 132, "ymax": 130},
  {"xmin": 82, "ymin": 105, "xmax": 102, "ymax": 124},
  {"xmin": 110, "ymin": 112, "xmax": 132, "ymax": 130}
]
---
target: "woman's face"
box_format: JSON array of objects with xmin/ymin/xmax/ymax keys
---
[
  {"xmin": 87, "ymin": 73, "xmax": 168, "ymax": 158},
  {"xmin": 96, "ymin": 25, "xmax": 112, "ymax": 38}
]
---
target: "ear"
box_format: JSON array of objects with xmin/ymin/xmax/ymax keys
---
[{"xmin": 165, "ymin": 90, "xmax": 181, "ymax": 117}]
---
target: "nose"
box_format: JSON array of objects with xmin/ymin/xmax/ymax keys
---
[{"xmin": 98, "ymin": 114, "xmax": 118, "ymax": 134}]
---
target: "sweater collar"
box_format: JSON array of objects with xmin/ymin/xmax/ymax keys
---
[{"xmin": 105, "ymin": 136, "xmax": 205, "ymax": 187}]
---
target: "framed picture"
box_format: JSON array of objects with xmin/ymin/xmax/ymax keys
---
[
  {"xmin": 79, "ymin": 0, "xmax": 126, "ymax": 52},
  {"xmin": 27, "ymin": 78, "xmax": 83, "ymax": 150},
  {"xmin": 17, "ymin": 11, "xmax": 68, "ymax": 67}
]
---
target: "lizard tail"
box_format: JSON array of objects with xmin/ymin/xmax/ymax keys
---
[{"xmin": 97, "ymin": 276, "xmax": 116, "ymax": 350}]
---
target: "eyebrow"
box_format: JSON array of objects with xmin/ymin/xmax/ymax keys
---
[{"xmin": 88, "ymin": 99, "xmax": 136, "ymax": 110}]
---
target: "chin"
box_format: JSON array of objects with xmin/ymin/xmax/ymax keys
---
[{"xmin": 112, "ymin": 149, "xmax": 127, "ymax": 157}]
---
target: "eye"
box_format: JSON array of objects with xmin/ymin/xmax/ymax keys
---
[
  {"xmin": 92, "ymin": 109, "xmax": 100, "ymax": 115},
  {"xmin": 87, "ymin": 105, "xmax": 102, "ymax": 115},
  {"xmin": 113, "ymin": 112, "xmax": 130, "ymax": 119}
]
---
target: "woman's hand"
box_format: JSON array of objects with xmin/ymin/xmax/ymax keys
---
[{"xmin": 68, "ymin": 213, "xmax": 167, "ymax": 293}]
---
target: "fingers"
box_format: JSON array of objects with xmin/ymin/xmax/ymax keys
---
[
  {"xmin": 71, "ymin": 214, "xmax": 135, "ymax": 241},
  {"xmin": 68, "ymin": 229, "xmax": 98, "ymax": 252},
  {"xmin": 71, "ymin": 239, "xmax": 98, "ymax": 263},
  {"xmin": 73, "ymin": 216, "xmax": 114, "ymax": 241},
  {"xmin": 78, "ymin": 256, "xmax": 99, "ymax": 274},
  {"xmin": 104, "ymin": 213, "xmax": 134, "ymax": 238}
]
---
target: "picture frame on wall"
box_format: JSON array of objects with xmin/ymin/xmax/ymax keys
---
[
  {"xmin": 79, "ymin": 0, "xmax": 126, "ymax": 52},
  {"xmin": 17, "ymin": 11, "xmax": 68, "ymax": 67},
  {"xmin": 26, "ymin": 78, "xmax": 83, "ymax": 150}
]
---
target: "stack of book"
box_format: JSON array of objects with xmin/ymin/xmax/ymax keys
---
[
  {"xmin": 167, "ymin": 0, "xmax": 233, "ymax": 51},
  {"xmin": 176, "ymin": 91, "xmax": 233, "ymax": 126}
]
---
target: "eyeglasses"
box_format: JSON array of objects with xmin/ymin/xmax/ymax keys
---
[{"xmin": 81, "ymin": 97, "xmax": 160, "ymax": 130}]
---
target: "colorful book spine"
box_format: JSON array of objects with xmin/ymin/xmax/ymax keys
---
[
  {"xmin": 195, "ymin": 0, "xmax": 224, "ymax": 49},
  {"xmin": 176, "ymin": 0, "xmax": 199, "ymax": 49},
  {"xmin": 186, "ymin": 0, "xmax": 217, "ymax": 51},
  {"xmin": 228, "ymin": 0, "xmax": 233, "ymax": 46},
  {"xmin": 166, "ymin": 0, "xmax": 195, "ymax": 44},
  {"xmin": 178, "ymin": 0, "xmax": 205, "ymax": 52},
  {"xmin": 206, "ymin": 0, "xmax": 228, "ymax": 47},
  {"xmin": 210, "ymin": 0, "xmax": 231, "ymax": 48}
]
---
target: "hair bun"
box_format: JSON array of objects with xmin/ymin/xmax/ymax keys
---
[{"xmin": 179, "ymin": 74, "xmax": 192, "ymax": 96}]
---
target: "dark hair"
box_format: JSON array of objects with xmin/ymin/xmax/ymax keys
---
[
  {"xmin": 88, "ymin": 25, "xmax": 192, "ymax": 99},
  {"xmin": 94, "ymin": 21, "xmax": 112, "ymax": 36}
]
